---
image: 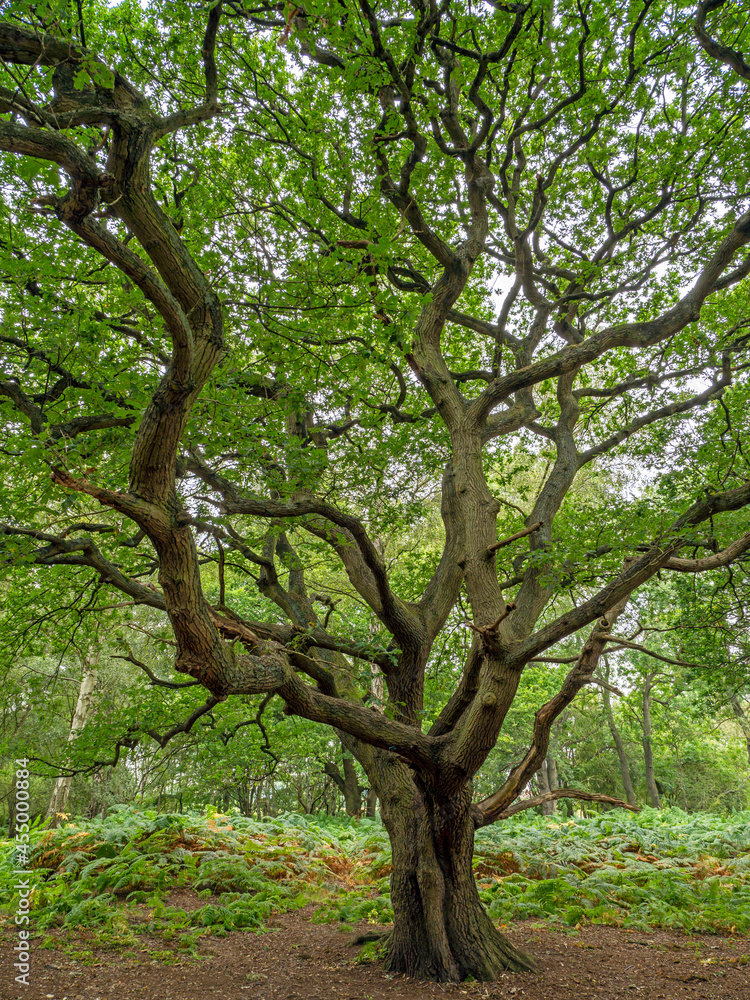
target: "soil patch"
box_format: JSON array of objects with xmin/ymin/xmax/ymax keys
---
[{"xmin": 1, "ymin": 907, "xmax": 749, "ymax": 1000}]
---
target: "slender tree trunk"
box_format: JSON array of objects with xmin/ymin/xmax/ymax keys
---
[
  {"xmin": 642, "ymin": 676, "xmax": 662, "ymax": 809},
  {"xmin": 547, "ymin": 757, "xmax": 558, "ymax": 793},
  {"xmin": 536, "ymin": 760, "xmax": 553, "ymax": 815},
  {"xmin": 365, "ymin": 664, "xmax": 384, "ymax": 821},
  {"xmin": 324, "ymin": 752, "xmax": 364, "ymax": 816},
  {"xmin": 731, "ymin": 696, "xmax": 750, "ymax": 767},
  {"xmin": 342, "ymin": 756, "xmax": 362, "ymax": 816},
  {"xmin": 46, "ymin": 650, "xmax": 99, "ymax": 826},
  {"xmin": 8, "ymin": 788, "xmax": 15, "ymax": 838},
  {"xmin": 373, "ymin": 759, "xmax": 534, "ymax": 981},
  {"xmin": 236, "ymin": 781, "xmax": 252, "ymax": 816},
  {"xmin": 601, "ymin": 684, "xmax": 638, "ymax": 807},
  {"xmin": 86, "ymin": 769, "xmax": 106, "ymax": 819},
  {"xmin": 537, "ymin": 758, "xmax": 558, "ymax": 815}
]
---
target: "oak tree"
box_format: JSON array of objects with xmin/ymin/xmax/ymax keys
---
[{"xmin": 2, "ymin": 0, "xmax": 750, "ymax": 981}]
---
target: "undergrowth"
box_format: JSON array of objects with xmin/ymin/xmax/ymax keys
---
[
  {"xmin": 474, "ymin": 808, "xmax": 750, "ymax": 934},
  {"xmin": 1, "ymin": 805, "xmax": 749, "ymax": 962}
]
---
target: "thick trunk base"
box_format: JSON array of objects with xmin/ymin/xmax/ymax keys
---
[
  {"xmin": 375, "ymin": 762, "xmax": 534, "ymax": 982},
  {"xmin": 384, "ymin": 895, "xmax": 534, "ymax": 981}
]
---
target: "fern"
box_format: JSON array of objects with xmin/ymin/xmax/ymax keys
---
[{"xmin": 2, "ymin": 804, "xmax": 748, "ymax": 956}]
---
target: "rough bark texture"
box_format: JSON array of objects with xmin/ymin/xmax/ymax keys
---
[{"xmin": 374, "ymin": 761, "xmax": 534, "ymax": 981}]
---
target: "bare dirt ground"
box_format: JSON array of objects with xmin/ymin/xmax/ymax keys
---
[{"xmin": 2, "ymin": 906, "xmax": 749, "ymax": 1000}]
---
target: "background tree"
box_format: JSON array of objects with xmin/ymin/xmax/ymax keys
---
[
  {"xmin": 1, "ymin": 0, "xmax": 750, "ymax": 983},
  {"xmin": 45, "ymin": 644, "xmax": 99, "ymax": 824}
]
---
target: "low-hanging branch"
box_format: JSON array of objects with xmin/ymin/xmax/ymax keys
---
[{"xmin": 489, "ymin": 788, "xmax": 640, "ymax": 821}]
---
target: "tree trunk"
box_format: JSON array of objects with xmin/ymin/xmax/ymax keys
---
[
  {"xmin": 642, "ymin": 677, "xmax": 662, "ymax": 809},
  {"xmin": 323, "ymin": 754, "xmax": 363, "ymax": 816},
  {"xmin": 537, "ymin": 759, "xmax": 558, "ymax": 815},
  {"xmin": 86, "ymin": 769, "xmax": 107, "ymax": 820},
  {"xmin": 731, "ymin": 696, "xmax": 750, "ymax": 767},
  {"xmin": 342, "ymin": 756, "xmax": 362, "ymax": 816},
  {"xmin": 236, "ymin": 781, "xmax": 253, "ymax": 816},
  {"xmin": 547, "ymin": 757, "xmax": 558, "ymax": 793},
  {"xmin": 375, "ymin": 761, "xmax": 534, "ymax": 981},
  {"xmin": 536, "ymin": 760, "xmax": 551, "ymax": 813},
  {"xmin": 366, "ymin": 787, "xmax": 378, "ymax": 818},
  {"xmin": 8, "ymin": 787, "xmax": 15, "ymax": 839},
  {"xmin": 601, "ymin": 684, "xmax": 638, "ymax": 807},
  {"xmin": 46, "ymin": 650, "xmax": 98, "ymax": 826}
]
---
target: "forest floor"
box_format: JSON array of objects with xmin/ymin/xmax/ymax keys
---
[{"xmin": 1, "ymin": 903, "xmax": 749, "ymax": 1000}]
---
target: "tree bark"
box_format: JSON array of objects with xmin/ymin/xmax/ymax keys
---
[
  {"xmin": 86, "ymin": 768, "xmax": 107, "ymax": 820},
  {"xmin": 374, "ymin": 760, "xmax": 534, "ymax": 981},
  {"xmin": 536, "ymin": 760, "xmax": 552, "ymax": 815},
  {"xmin": 46, "ymin": 650, "xmax": 99, "ymax": 826},
  {"xmin": 324, "ymin": 752, "xmax": 364, "ymax": 816},
  {"xmin": 642, "ymin": 676, "xmax": 662, "ymax": 809},
  {"xmin": 547, "ymin": 758, "xmax": 559, "ymax": 798},
  {"xmin": 342, "ymin": 756, "xmax": 362, "ymax": 816},
  {"xmin": 601, "ymin": 683, "xmax": 638, "ymax": 807},
  {"xmin": 236, "ymin": 781, "xmax": 253, "ymax": 816},
  {"xmin": 537, "ymin": 758, "xmax": 558, "ymax": 815}
]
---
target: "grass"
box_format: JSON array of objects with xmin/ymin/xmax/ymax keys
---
[{"xmin": 1, "ymin": 804, "xmax": 749, "ymax": 960}]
